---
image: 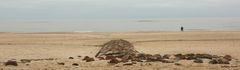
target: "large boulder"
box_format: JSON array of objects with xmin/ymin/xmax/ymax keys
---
[{"xmin": 95, "ymin": 39, "xmax": 139, "ymax": 61}]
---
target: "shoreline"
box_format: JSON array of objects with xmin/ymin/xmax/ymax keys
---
[{"xmin": 1, "ymin": 30, "xmax": 240, "ymax": 33}]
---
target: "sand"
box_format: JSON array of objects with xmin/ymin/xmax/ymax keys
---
[{"xmin": 0, "ymin": 31, "xmax": 240, "ymax": 70}]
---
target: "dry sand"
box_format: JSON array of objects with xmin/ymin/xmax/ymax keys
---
[{"xmin": 0, "ymin": 31, "xmax": 240, "ymax": 70}]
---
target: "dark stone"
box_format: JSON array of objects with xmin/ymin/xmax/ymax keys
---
[
  {"xmin": 97, "ymin": 57, "xmax": 105, "ymax": 60},
  {"xmin": 223, "ymin": 55, "xmax": 232, "ymax": 61},
  {"xmin": 153, "ymin": 54, "xmax": 162, "ymax": 60},
  {"xmin": 108, "ymin": 58, "xmax": 120, "ymax": 64},
  {"xmin": 57, "ymin": 62, "xmax": 65, "ymax": 65},
  {"xmin": 218, "ymin": 58, "xmax": 230, "ymax": 64},
  {"xmin": 123, "ymin": 62, "xmax": 136, "ymax": 65},
  {"xmin": 77, "ymin": 56, "xmax": 82, "ymax": 58},
  {"xmin": 212, "ymin": 55, "xmax": 220, "ymax": 58},
  {"xmin": 20, "ymin": 59, "xmax": 31, "ymax": 63},
  {"xmin": 209, "ymin": 59, "xmax": 218, "ymax": 64},
  {"xmin": 174, "ymin": 63, "xmax": 182, "ymax": 66},
  {"xmin": 131, "ymin": 58, "xmax": 144, "ymax": 62},
  {"xmin": 193, "ymin": 59, "xmax": 203, "ymax": 63},
  {"xmin": 174, "ymin": 54, "xmax": 186, "ymax": 60},
  {"xmin": 185, "ymin": 53, "xmax": 196, "ymax": 60},
  {"xmin": 86, "ymin": 58, "xmax": 95, "ymax": 62},
  {"xmin": 83, "ymin": 56, "xmax": 90, "ymax": 60},
  {"xmin": 209, "ymin": 58, "xmax": 230, "ymax": 64},
  {"xmin": 5, "ymin": 59, "xmax": 18, "ymax": 66},
  {"xmin": 26, "ymin": 64, "xmax": 30, "ymax": 66},
  {"xmin": 136, "ymin": 53, "xmax": 147, "ymax": 60},
  {"xmin": 163, "ymin": 54, "xmax": 171, "ymax": 59},
  {"xmin": 72, "ymin": 63, "xmax": 79, "ymax": 66},
  {"xmin": 159, "ymin": 59, "xmax": 174, "ymax": 63},
  {"xmin": 69, "ymin": 57, "xmax": 74, "ymax": 59},
  {"xmin": 196, "ymin": 54, "xmax": 213, "ymax": 59},
  {"xmin": 146, "ymin": 56, "xmax": 158, "ymax": 62},
  {"xmin": 105, "ymin": 55, "xmax": 116, "ymax": 60}
]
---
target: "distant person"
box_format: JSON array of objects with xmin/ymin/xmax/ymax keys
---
[{"xmin": 181, "ymin": 26, "xmax": 184, "ymax": 31}]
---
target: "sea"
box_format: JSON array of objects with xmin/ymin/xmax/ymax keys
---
[{"xmin": 0, "ymin": 18, "xmax": 240, "ymax": 32}]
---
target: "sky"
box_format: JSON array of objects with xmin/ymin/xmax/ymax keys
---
[{"xmin": 0, "ymin": 0, "xmax": 240, "ymax": 19}]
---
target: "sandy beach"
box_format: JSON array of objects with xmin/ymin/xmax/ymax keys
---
[{"xmin": 0, "ymin": 31, "xmax": 240, "ymax": 70}]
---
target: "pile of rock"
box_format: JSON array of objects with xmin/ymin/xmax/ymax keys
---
[
  {"xmin": 95, "ymin": 39, "xmax": 139, "ymax": 61},
  {"xmin": 94, "ymin": 39, "xmax": 234, "ymax": 65}
]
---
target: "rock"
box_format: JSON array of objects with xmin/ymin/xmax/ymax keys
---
[
  {"xmin": 146, "ymin": 55, "xmax": 158, "ymax": 62},
  {"xmin": 26, "ymin": 64, "xmax": 30, "ymax": 66},
  {"xmin": 163, "ymin": 54, "xmax": 171, "ymax": 59},
  {"xmin": 193, "ymin": 59, "xmax": 203, "ymax": 63},
  {"xmin": 223, "ymin": 55, "xmax": 232, "ymax": 61},
  {"xmin": 77, "ymin": 56, "xmax": 82, "ymax": 58},
  {"xmin": 95, "ymin": 39, "xmax": 139, "ymax": 60},
  {"xmin": 174, "ymin": 54, "xmax": 186, "ymax": 60},
  {"xmin": 174, "ymin": 63, "xmax": 182, "ymax": 66},
  {"xmin": 97, "ymin": 57, "xmax": 105, "ymax": 60},
  {"xmin": 105, "ymin": 55, "xmax": 116, "ymax": 60},
  {"xmin": 20, "ymin": 59, "xmax": 31, "ymax": 63},
  {"xmin": 109, "ymin": 58, "xmax": 120, "ymax": 64},
  {"xmin": 145, "ymin": 63, "xmax": 152, "ymax": 66},
  {"xmin": 57, "ymin": 62, "xmax": 65, "ymax": 65},
  {"xmin": 209, "ymin": 58, "xmax": 230, "ymax": 64},
  {"xmin": 69, "ymin": 57, "xmax": 74, "ymax": 59},
  {"xmin": 196, "ymin": 54, "xmax": 213, "ymax": 59},
  {"xmin": 185, "ymin": 53, "xmax": 196, "ymax": 60},
  {"xmin": 72, "ymin": 63, "xmax": 79, "ymax": 66},
  {"xmin": 153, "ymin": 54, "xmax": 162, "ymax": 60},
  {"xmin": 212, "ymin": 55, "xmax": 220, "ymax": 58},
  {"xmin": 209, "ymin": 60, "xmax": 217, "ymax": 64},
  {"xmin": 136, "ymin": 53, "xmax": 147, "ymax": 60},
  {"xmin": 123, "ymin": 62, "xmax": 136, "ymax": 66},
  {"xmin": 83, "ymin": 56, "xmax": 90, "ymax": 60},
  {"xmin": 132, "ymin": 58, "xmax": 144, "ymax": 62},
  {"xmin": 5, "ymin": 59, "xmax": 18, "ymax": 66},
  {"xmin": 160, "ymin": 59, "xmax": 175, "ymax": 63},
  {"xmin": 218, "ymin": 57, "xmax": 230, "ymax": 64},
  {"xmin": 86, "ymin": 58, "xmax": 95, "ymax": 62},
  {"xmin": 82, "ymin": 56, "xmax": 95, "ymax": 62}
]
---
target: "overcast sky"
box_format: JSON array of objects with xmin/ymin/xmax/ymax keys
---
[{"xmin": 0, "ymin": 0, "xmax": 240, "ymax": 19}]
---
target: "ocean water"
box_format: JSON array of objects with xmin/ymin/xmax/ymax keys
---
[{"xmin": 0, "ymin": 18, "xmax": 240, "ymax": 32}]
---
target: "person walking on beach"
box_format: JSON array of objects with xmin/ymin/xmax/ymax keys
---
[{"xmin": 181, "ymin": 26, "xmax": 184, "ymax": 31}]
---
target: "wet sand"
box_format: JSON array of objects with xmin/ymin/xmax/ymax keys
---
[{"xmin": 0, "ymin": 31, "xmax": 240, "ymax": 70}]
